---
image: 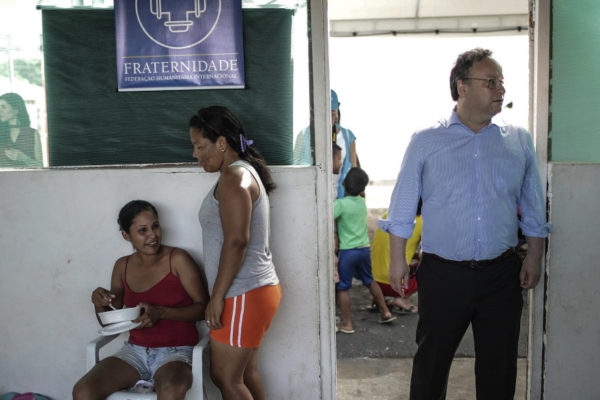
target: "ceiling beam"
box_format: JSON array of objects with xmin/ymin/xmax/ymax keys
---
[{"xmin": 330, "ymin": 14, "xmax": 529, "ymax": 37}]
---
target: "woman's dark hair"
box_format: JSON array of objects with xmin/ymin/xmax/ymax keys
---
[
  {"xmin": 189, "ymin": 106, "xmax": 275, "ymax": 194},
  {"xmin": 332, "ymin": 108, "xmax": 341, "ymax": 136},
  {"xmin": 118, "ymin": 200, "xmax": 158, "ymax": 233},
  {"xmin": 0, "ymin": 92, "xmax": 30, "ymax": 127},
  {"xmin": 332, "ymin": 142, "xmax": 342, "ymax": 155},
  {"xmin": 449, "ymin": 48, "xmax": 493, "ymax": 101},
  {"xmin": 343, "ymin": 167, "xmax": 369, "ymax": 196}
]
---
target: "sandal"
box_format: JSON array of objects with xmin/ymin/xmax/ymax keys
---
[
  {"xmin": 361, "ymin": 303, "xmax": 379, "ymax": 312},
  {"xmin": 390, "ymin": 305, "xmax": 418, "ymax": 315},
  {"xmin": 336, "ymin": 324, "xmax": 355, "ymax": 334},
  {"xmin": 379, "ymin": 315, "xmax": 397, "ymax": 324}
]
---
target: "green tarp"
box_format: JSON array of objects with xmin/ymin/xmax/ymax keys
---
[{"xmin": 42, "ymin": 8, "xmax": 293, "ymax": 166}]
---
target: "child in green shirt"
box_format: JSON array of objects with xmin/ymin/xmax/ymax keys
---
[{"xmin": 334, "ymin": 167, "xmax": 396, "ymax": 333}]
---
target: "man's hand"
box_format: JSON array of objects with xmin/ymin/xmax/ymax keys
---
[
  {"xmin": 389, "ymin": 234, "xmax": 409, "ymax": 296},
  {"xmin": 520, "ymin": 236, "xmax": 544, "ymax": 289},
  {"xmin": 519, "ymin": 255, "xmax": 541, "ymax": 289},
  {"xmin": 389, "ymin": 259, "xmax": 410, "ymax": 296}
]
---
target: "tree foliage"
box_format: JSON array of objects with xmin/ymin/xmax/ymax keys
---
[{"xmin": 0, "ymin": 58, "xmax": 43, "ymax": 86}]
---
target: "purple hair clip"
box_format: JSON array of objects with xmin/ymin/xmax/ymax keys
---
[{"xmin": 240, "ymin": 134, "xmax": 254, "ymax": 153}]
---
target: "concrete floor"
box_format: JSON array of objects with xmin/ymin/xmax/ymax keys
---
[
  {"xmin": 337, "ymin": 357, "xmax": 527, "ymax": 399},
  {"xmin": 335, "ymin": 280, "xmax": 529, "ymax": 399}
]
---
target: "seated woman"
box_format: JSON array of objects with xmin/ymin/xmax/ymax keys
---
[
  {"xmin": 73, "ymin": 200, "xmax": 209, "ymax": 400},
  {"xmin": 0, "ymin": 92, "xmax": 42, "ymax": 167}
]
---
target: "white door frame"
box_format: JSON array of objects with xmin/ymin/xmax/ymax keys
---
[
  {"xmin": 308, "ymin": 1, "xmax": 337, "ymax": 399},
  {"xmin": 528, "ymin": 0, "xmax": 551, "ymax": 398},
  {"xmin": 307, "ymin": 0, "xmax": 554, "ymax": 398}
]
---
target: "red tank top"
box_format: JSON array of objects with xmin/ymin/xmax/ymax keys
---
[{"xmin": 123, "ymin": 249, "xmax": 198, "ymax": 347}]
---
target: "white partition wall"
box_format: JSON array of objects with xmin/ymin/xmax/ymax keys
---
[
  {"xmin": 544, "ymin": 164, "xmax": 600, "ymax": 398},
  {"xmin": 0, "ymin": 166, "xmax": 323, "ymax": 399}
]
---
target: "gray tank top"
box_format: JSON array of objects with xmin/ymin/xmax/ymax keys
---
[{"xmin": 198, "ymin": 160, "xmax": 279, "ymax": 298}]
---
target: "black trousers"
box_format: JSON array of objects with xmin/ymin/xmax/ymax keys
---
[{"xmin": 410, "ymin": 252, "xmax": 523, "ymax": 400}]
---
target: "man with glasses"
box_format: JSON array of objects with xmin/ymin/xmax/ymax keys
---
[{"xmin": 379, "ymin": 48, "xmax": 549, "ymax": 399}]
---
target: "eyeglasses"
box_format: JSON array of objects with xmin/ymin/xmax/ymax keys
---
[{"xmin": 464, "ymin": 77, "xmax": 504, "ymax": 89}]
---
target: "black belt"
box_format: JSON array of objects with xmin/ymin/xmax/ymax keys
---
[{"xmin": 424, "ymin": 248, "xmax": 515, "ymax": 269}]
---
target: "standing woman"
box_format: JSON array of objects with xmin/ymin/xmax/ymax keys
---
[
  {"xmin": 0, "ymin": 92, "xmax": 42, "ymax": 167},
  {"xmin": 189, "ymin": 106, "xmax": 281, "ymax": 400}
]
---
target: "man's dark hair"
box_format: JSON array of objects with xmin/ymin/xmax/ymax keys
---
[
  {"xmin": 449, "ymin": 48, "xmax": 493, "ymax": 101},
  {"xmin": 343, "ymin": 167, "xmax": 369, "ymax": 196}
]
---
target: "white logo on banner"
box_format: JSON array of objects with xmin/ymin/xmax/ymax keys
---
[{"xmin": 135, "ymin": 0, "xmax": 222, "ymax": 49}]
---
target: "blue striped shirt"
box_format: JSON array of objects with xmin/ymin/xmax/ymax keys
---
[{"xmin": 378, "ymin": 110, "xmax": 550, "ymax": 261}]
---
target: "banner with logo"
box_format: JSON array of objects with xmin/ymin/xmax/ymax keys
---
[{"xmin": 114, "ymin": 0, "xmax": 245, "ymax": 91}]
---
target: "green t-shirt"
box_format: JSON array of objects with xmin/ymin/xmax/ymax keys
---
[{"xmin": 334, "ymin": 195, "xmax": 369, "ymax": 250}]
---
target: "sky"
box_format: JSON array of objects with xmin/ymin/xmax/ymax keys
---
[
  {"xmin": 328, "ymin": 34, "xmax": 530, "ymax": 183},
  {"xmin": 0, "ymin": 1, "xmax": 42, "ymax": 47}
]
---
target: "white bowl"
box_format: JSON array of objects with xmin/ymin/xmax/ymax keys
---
[{"xmin": 98, "ymin": 305, "xmax": 141, "ymax": 325}]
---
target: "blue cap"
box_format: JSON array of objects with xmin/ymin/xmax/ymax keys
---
[{"xmin": 331, "ymin": 90, "xmax": 339, "ymax": 111}]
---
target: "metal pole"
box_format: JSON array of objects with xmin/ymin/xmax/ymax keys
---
[{"xmin": 7, "ymin": 35, "xmax": 15, "ymax": 92}]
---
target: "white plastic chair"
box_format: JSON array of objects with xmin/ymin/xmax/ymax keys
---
[{"xmin": 86, "ymin": 322, "xmax": 220, "ymax": 400}]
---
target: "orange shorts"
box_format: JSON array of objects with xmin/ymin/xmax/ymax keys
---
[{"xmin": 210, "ymin": 284, "xmax": 281, "ymax": 348}]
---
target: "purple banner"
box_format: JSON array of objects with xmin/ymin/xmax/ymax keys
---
[{"xmin": 114, "ymin": 0, "xmax": 245, "ymax": 91}]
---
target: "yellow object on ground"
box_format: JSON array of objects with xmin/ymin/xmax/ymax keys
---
[{"xmin": 371, "ymin": 212, "xmax": 422, "ymax": 285}]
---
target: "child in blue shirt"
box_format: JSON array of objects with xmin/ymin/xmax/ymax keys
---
[{"xmin": 334, "ymin": 167, "xmax": 396, "ymax": 333}]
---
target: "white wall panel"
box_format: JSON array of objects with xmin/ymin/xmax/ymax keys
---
[
  {"xmin": 0, "ymin": 166, "xmax": 322, "ymax": 399},
  {"xmin": 545, "ymin": 163, "xmax": 600, "ymax": 398}
]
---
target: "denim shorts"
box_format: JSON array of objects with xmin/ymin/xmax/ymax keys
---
[
  {"xmin": 113, "ymin": 341, "xmax": 193, "ymax": 381},
  {"xmin": 336, "ymin": 246, "xmax": 374, "ymax": 290}
]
